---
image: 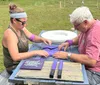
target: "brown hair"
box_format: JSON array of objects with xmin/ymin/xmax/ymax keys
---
[
  {"xmin": 9, "ymin": 3, "xmax": 24, "ymax": 14},
  {"xmin": 9, "ymin": 3, "xmax": 25, "ymax": 23}
]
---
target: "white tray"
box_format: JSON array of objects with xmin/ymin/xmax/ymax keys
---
[{"xmin": 41, "ymin": 30, "xmax": 77, "ymax": 44}]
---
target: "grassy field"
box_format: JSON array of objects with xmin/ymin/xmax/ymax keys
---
[{"xmin": 0, "ymin": 0, "xmax": 100, "ymax": 72}]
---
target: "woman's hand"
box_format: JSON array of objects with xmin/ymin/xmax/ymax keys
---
[
  {"xmin": 53, "ymin": 51, "xmax": 67, "ymax": 59},
  {"xmin": 41, "ymin": 38, "xmax": 52, "ymax": 45},
  {"xmin": 58, "ymin": 42, "xmax": 69, "ymax": 51},
  {"xmin": 36, "ymin": 50, "xmax": 49, "ymax": 58}
]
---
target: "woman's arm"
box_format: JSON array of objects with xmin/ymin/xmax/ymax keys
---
[
  {"xmin": 3, "ymin": 29, "xmax": 49, "ymax": 61},
  {"xmin": 23, "ymin": 28, "xmax": 52, "ymax": 45}
]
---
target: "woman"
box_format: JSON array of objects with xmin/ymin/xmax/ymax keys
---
[{"xmin": 2, "ymin": 3, "xmax": 51, "ymax": 74}]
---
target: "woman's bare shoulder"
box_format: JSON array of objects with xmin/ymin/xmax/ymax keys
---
[{"xmin": 3, "ymin": 29, "xmax": 17, "ymax": 40}]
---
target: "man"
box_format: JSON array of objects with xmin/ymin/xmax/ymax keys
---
[{"xmin": 53, "ymin": 6, "xmax": 100, "ymax": 85}]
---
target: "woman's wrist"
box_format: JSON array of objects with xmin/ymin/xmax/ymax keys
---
[
  {"xmin": 65, "ymin": 40, "xmax": 73, "ymax": 46},
  {"xmin": 29, "ymin": 34, "xmax": 35, "ymax": 41},
  {"xmin": 40, "ymin": 37, "xmax": 44, "ymax": 42}
]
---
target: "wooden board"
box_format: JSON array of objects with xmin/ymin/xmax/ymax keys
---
[{"xmin": 15, "ymin": 61, "xmax": 84, "ymax": 82}]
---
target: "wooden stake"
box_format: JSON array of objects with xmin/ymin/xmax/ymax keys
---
[
  {"xmin": 97, "ymin": 0, "xmax": 99, "ymax": 8},
  {"xmin": 60, "ymin": 1, "xmax": 62, "ymax": 8}
]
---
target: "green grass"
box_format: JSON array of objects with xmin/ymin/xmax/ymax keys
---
[{"xmin": 0, "ymin": 0, "xmax": 100, "ymax": 72}]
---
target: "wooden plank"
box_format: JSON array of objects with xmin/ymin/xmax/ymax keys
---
[{"xmin": 15, "ymin": 61, "xmax": 84, "ymax": 82}]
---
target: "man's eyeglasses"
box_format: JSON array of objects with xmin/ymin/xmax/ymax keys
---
[
  {"xmin": 74, "ymin": 23, "xmax": 81, "ymax": 29},
  {"xmin": 16, "ymin": 19, "xmax": 26, "ymax": 25}
]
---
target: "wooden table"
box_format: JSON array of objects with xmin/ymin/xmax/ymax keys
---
[{"xmin": 9, "ymin": 43, "xmax": 89, "ymax": 85}]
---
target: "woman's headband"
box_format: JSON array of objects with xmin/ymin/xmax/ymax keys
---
[{"xmin": 10, "ymin": 12, "xmax": 27, "ymax": 18}]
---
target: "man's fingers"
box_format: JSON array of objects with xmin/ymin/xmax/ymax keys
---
[
  {"xmin": 58, "ymin": 45, "xmax": 64, "ymax": 50},
  {"xmin": 64, "ymin": 46, "xmax": 67, "ymax": 51}
]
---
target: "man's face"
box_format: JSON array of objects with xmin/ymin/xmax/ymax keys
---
[{"xmin": 73, "ymin": 20, "xmax": 88, "ymax": 33}]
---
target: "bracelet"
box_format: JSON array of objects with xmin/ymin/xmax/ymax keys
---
[
  {"xmin": 29, "ymin": 34, "xmax": 35, "ymax": 41},
  {"xmin": 67, "ymin": 52, "xmax": 72, "ymax": 60},
  {"xmin": 65, "ymin": 40, "xmax": 73, "ymax": 46}
]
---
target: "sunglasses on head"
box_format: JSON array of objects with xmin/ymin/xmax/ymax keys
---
[{"xmin": 16, "ymin": 19, "xmax": 26, "ymax": 25}]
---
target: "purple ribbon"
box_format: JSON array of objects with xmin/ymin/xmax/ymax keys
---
[
  {"xmin": 58, "ymin": 60, "xmax": 63, "ymax": 70},
  {"xmin": 43, "ymin": 45, "xmax": 63, "ymax": 56},
  {"xmin": 52, "ymin": 59, "xmax": 57, "ymax": 69}
]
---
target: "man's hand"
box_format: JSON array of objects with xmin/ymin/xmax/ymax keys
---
[
  {"xmin": 53, "ymin": 51, "xmax": 68, "ymax": 59},
  {"xmin": 58, "ymin": 42, "xmax": 69, "ymax": 51}
]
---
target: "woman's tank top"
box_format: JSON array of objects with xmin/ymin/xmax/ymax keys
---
[{"xmin": 3, "ymin": 26, "xmax": 29, "ymax": 74}]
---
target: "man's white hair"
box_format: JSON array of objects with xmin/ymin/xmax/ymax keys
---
[{"xmin": 70, "ymin": 6, "xmax": 93, "ymax": 24}]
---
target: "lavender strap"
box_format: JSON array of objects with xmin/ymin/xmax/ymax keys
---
[
  {"xmin": 65, "ymin": 40, "xmax": 73, "ymax": 46},
  {"xmin": 49, "ymin": 59, "xmax": 57, "ymax": 78},
  {"xmin": 52, "ymin": 59, "xmax": 57, "ymax": 69},
  {"xmin": 58, "ymin": 60, "xmax": 63, "ymax": 70},
  {"xmin": 57, "ymin": 60, "xmax": 63, "ymax": 78},
  {"xmin": 42, "ymin": 45, "xmax": 61, "ymax": 56},
  {"xmin": 29, "ymin": 34, "xmax": 35, "ymax": 41}
]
